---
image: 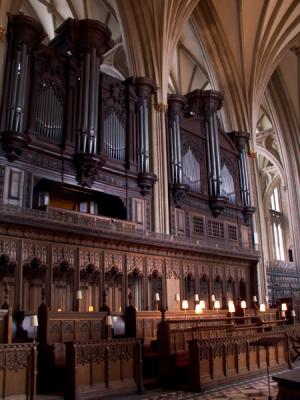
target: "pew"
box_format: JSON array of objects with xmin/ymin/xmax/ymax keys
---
[
  {"xmin": 155, "ymin": 309, "xmax": 297, "ymax": 389},
  {"xmin": 64, "ymin": 338, "xmax": 142, "ymax": 400}
]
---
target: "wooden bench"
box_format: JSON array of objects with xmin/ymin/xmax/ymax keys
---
[{"xmin": 65, "ymin": 338, "xmax": 142, "ymax": 399}]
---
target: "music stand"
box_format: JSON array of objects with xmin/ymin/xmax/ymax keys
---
[{"xmin": 250, "ymin": 336, "xmax": 283, "ymax": 400}]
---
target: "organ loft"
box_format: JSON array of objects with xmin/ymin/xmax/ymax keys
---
[{"xmin": 0, "ymin": 1, "xmax": 299, "ymax": 399}]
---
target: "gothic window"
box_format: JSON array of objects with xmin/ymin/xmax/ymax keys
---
[
  {"xmin": 182, "ymin": 147, "xmax": 201, "ymax": 192},
  {"xmin": 220, "ymin": 163, "xmax": 236, "ymax": 203}
]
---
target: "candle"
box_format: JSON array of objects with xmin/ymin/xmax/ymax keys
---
[
  {"xmin": 252, "ymin": 296, "xmax": 257, "ymax": 302},
  {"xmin": 155, "ymin": 293, "xmax": 160, "ymax": 301},
  {"xmin": 211, "ymin": 294, "xmax": 215, "ymax": 302},
  {"xmin": 31, "ymin": 315, "xmax": 38, "ymax": 327},
  {"xmin": 175, "ymin": 293, "xmax": 180, "ymax": 302},
  {"xmin": 194, "ymin": 294, "xmax": 199, "ymax": 302},
  {"xmin": 291, "ymin": 310, "xmax": 296, "ymax": 317},
  {"xmin": 57, "ymin": 308, "xmax": 62, "ymax": 312},
  {"xmin": 241, "ymin": 300, "xmax": 247, "ymax": 309},
  {"xmin": 88, "ymin": 305, "xmax": 94, "ymax": 312}
]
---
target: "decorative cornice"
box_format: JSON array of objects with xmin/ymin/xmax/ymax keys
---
[
  {"xmin": 154, "ymin": 102, "xmax": 168, "ymax": 113},
  {"xmin": 248, "ymin": 152, "xmax": 257, "ymax": 159},
  {"xmin": 0, "ymin": 27, "xmax": 5, "ymax": 42}
]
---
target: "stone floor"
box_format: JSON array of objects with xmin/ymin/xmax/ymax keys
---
[{"xmin": 37, "ymin": 373, "xmax": 279, "ymax": 399}]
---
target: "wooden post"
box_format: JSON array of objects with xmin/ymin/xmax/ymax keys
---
[
  {"xmin": 188, "ymin": 339, "xmax": 201, "ymax": 392},
  {"xmin": 30, "ymin": 344, "xmax": 37, "ymax": 400}
]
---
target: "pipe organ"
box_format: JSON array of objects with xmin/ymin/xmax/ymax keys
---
[{"xmin": 0, "ymin": 14, "xmax": 258, "ymax": 316}]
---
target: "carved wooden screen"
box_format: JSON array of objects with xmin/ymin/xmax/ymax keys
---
[
  {"xmin": 148, "ymin": 270, "xmax": 163, "ymax": 310},
  {"xmin": 199, "ymin": 275, "xmax": 209, "ymax": 306},
  {"xmin": 184, "ymin": 273, "xmax": 195, "ymax": 304},
  {"xmin": 128, "ymin": 268, "xmax": 144, "ymax": 311}
]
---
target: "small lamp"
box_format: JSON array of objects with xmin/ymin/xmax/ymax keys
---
[
  {"xmin": 241, "ymin": 300, "xmax": 247, "ymax": 309},
  {"xmin": 228, "ymin": 301, "xmax": 235, "ymax": 313},
  {"xmin": 155, "ymin": 293, "xmax": 160, "ymax": 310},
  {"xmin": 211, "ymin": 294, "xmax": 215, "ymax": 302},
  {"xmin": 31, "ymin": 315, "xmax": 38, "ymax": 343},
  {"xmin": 252, "ymin": 296, "xmax": 257, "ymax": 302},
  {"xmin": 194, "ymin": 294, "xmax": 199, "ymax": 303},
  {"xmin": 175, "ymin": 293, "xmax": 180, "ymax": 302},
  {"xmin": 199, "ymin": 300, "xmax": 205, "ymax": 310},
  {"xmin": 214, "ymin": 300, "xmax": 220, "ymax": 312},
  {"xmin": 195, "ymin": 304, "xmax": 202, "ymax": 314},
  {"xmin": 291, "ymin": 310, "xmax": 296, "ymax": 317},
  {"xmin": 88, "ymin": 305, "xmax": 94, "ymax": 312},
  {"xmin": 259, "ymin": 303, "xmax": 266, "ymax": 312},
  {"xmin": 281, "ymin": 303, "xmax": 287, "ymax": 311},
  {"xmin": 182, "ymin": 300, "xmax": 189, "ymax": 319},
  {"xmin": 76, "ymin": 290, "xmax": 83, "ymax": 300}
]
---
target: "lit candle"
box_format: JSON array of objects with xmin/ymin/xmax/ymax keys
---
[
  {"xmin": 199, "ymin": 300, "xmax": 205, "ymax": 309},
  {"xmin": 175, "ymin": 293, "xmax": 180, "ymax": 302},
  {"xmin": 194, "ymin": 294, "xmax": 199, "ymax": 302},
  {"xmin": 88, "ymin": 305, "xmax": 94, "ymax": 312},
  {"xmin": 252, "ymin": 296, "xmax": 257, "ymax": 302},
  {"xmin": 57, "ymin": 308, "xmax": 62, "ymax": 312},
  {"xmin": 155, "ymin": 293, "xmax": 160, "ymax": 301},
  {"xmin": 211, "ymin": 294, "xmax": 215, "ymax": 302}
]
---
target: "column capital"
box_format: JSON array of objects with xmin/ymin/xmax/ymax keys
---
[
  {"xmin": 186, "ymin": 89, "xmax": 223, "ymax": 117},
  {"xmin": 7, "ymin": 14, "xmax": 45, "ymax": 50},
  {"xmin": 134, "ymin": 76, "xmax": 157, "ymax": 98},
  {"xmin": 0, "ymin": 27, "xmax": 5, "ymax": 42},
  {"xmin": 78, "ymin": 19, "xmax": 113, "ymax": 57},
  {"xmin": 154, "ymin": 102, "xmax": 168, "ymax": 113},
  {"xmin": 231, "ymin": 131, "xmax": 250, "ymax": 151},
  {"xmin": 167, "ymin": 94, "xmax": 186, "ymax": 116}
]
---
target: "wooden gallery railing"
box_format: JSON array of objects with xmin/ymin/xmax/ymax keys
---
[{"xmin": 65, "ymin": 339, "xmax": 142, "ymax": 400}]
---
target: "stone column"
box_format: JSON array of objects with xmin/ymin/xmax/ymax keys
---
[
  {"xmin": 74, "ymin": 20, "xmax": 112, "ymax": 187},
  {"xmin": 0, "ymin": 15, "xmax": 44, "ymax": 161}
]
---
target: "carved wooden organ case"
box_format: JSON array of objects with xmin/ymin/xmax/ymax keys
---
[{"xmin": 167, "ymin": 92, "xmax": 255, "ymax": 247}]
